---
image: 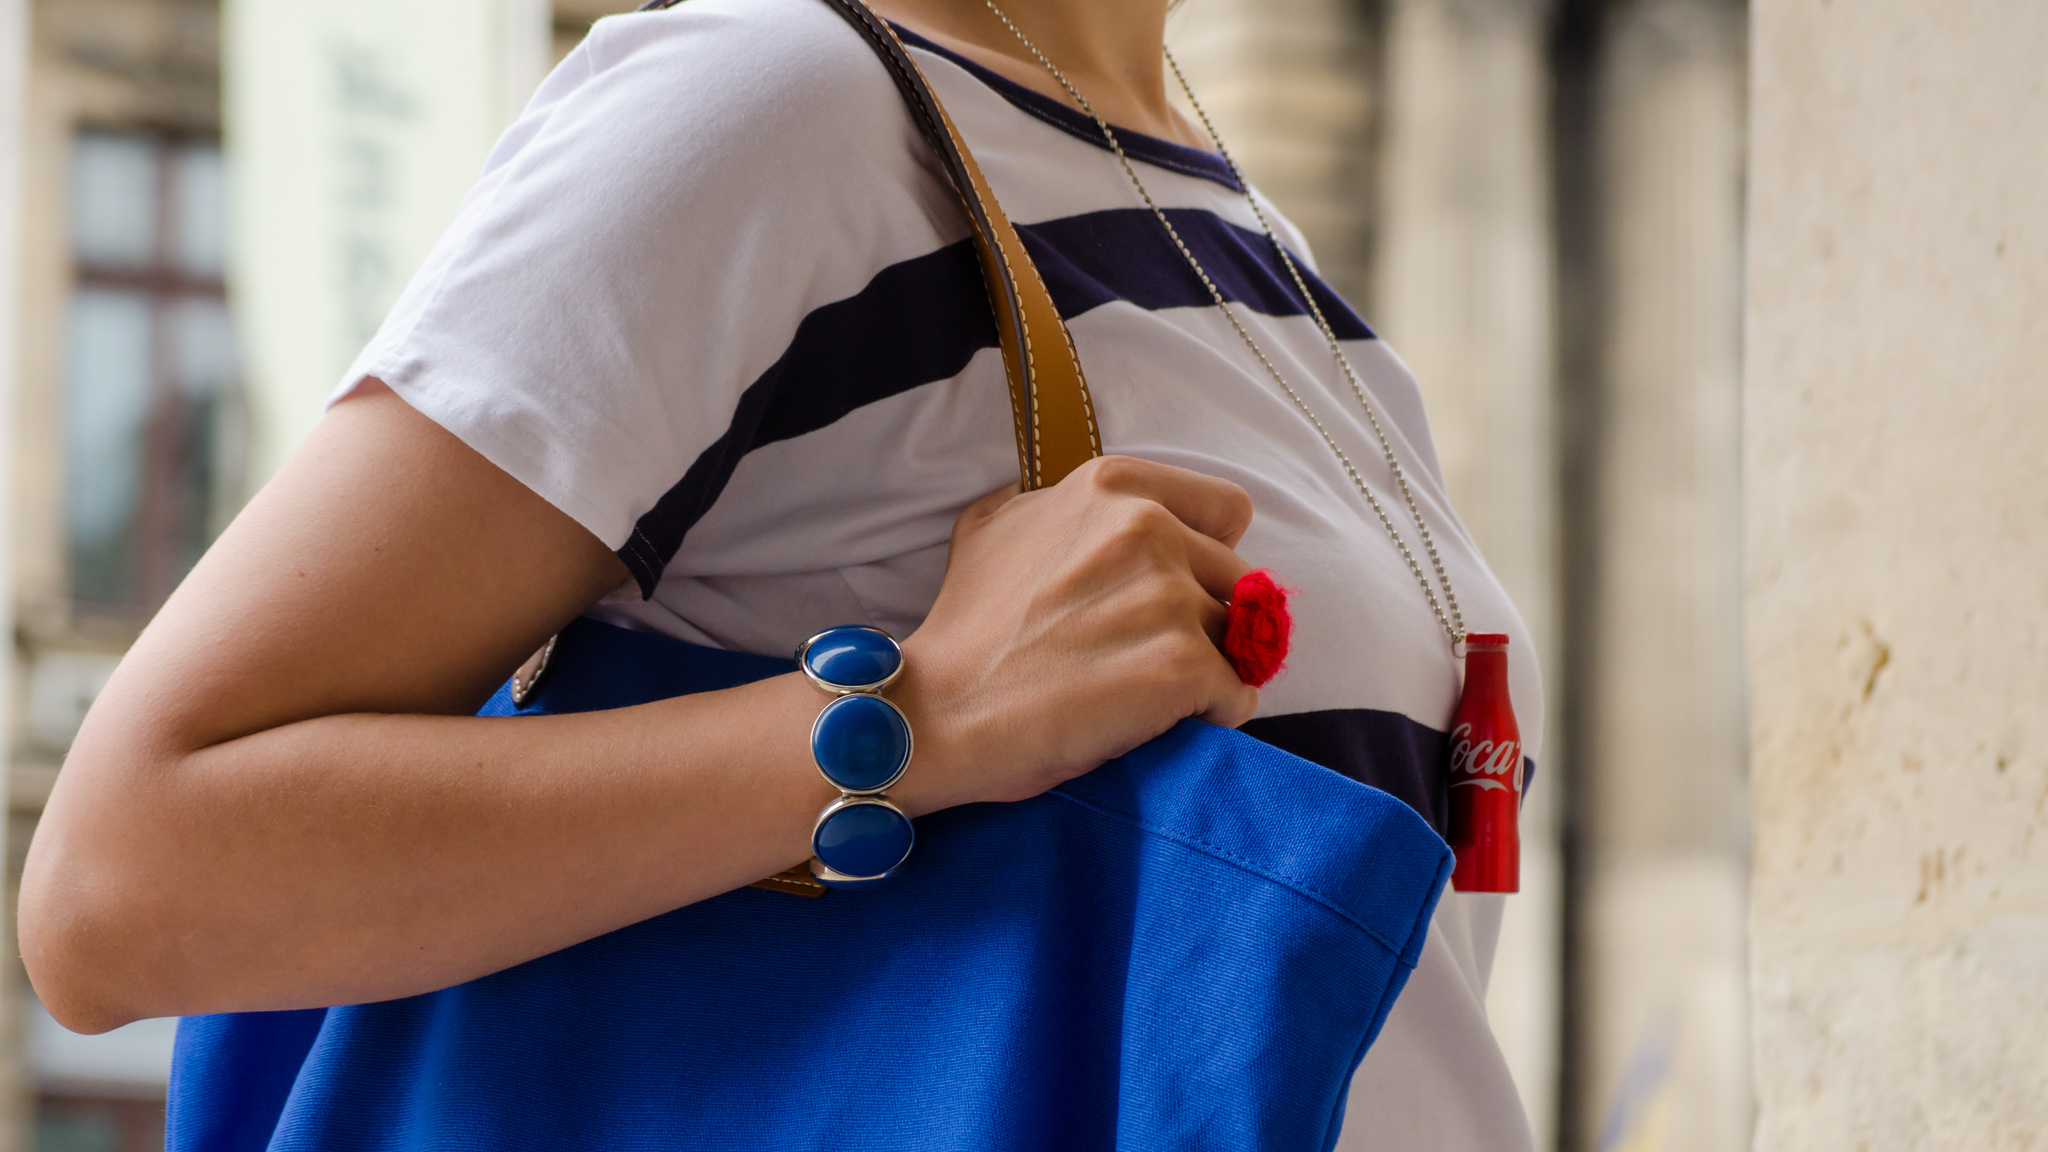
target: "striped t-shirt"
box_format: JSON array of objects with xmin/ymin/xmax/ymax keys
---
[{"xmin": 340, "ymin": 0, "xmax": 1544, "ymax": 1146}]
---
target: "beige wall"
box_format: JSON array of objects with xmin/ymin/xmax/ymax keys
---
[
  {"xmin": 224, "ymin": 0, "xmax": 550, "ymax": 482},
  {"xmin": 1745, "ymin": 1, "xmax": 2048, "ymax": 1148}
]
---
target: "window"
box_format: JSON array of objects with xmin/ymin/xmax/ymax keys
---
[{"xmin": 65, "ymin": 130, "xmax": 245, "ymax": 616}]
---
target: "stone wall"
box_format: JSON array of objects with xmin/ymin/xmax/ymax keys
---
[{"xmin": 1745, "ymin": 1, "xmax": 2048, "ymax": 1147}]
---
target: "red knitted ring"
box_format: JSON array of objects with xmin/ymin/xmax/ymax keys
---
[{"xmin": 1223, "ymin": 569, "xmax": 1293, "ymax": 688}]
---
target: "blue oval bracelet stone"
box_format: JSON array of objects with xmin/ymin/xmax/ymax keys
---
[
  {"xmin": 801, "ymin": 627, "xmax": 902, "ymax": 692},
  {"xmin": 811, "ymin": 693, "xmax": 912, "ymax": 794},
  {"xmin": 813, "ymin": 801, "xmax": 915, "ymax": 879}
]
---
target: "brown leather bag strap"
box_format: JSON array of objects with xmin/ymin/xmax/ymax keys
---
[{"xmin": 640, "ymin": 0, "xmax": 1101, "ymax": 489}]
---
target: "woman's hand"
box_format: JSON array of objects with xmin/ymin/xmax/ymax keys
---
[{"xmin": 893, "ymin": 456, "xmax": 1258, "ymax": 814}]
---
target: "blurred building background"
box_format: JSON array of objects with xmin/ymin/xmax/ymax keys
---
[{"xmin": 0, "ymin": 0, "xmax": 1758, "ymax": 1149}]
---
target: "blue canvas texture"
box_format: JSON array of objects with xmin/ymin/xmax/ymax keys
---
[{"xmin": 168, "ymin": 617, "xmax": 1452, "ymax": 1151}]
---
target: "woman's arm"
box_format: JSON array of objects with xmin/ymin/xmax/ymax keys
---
[{"xmin": 22, "ymin": 382, "xmax": 1257, "ymax": 1033}]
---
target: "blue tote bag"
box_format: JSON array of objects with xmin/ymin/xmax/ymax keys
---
[{"xmin": 168, "ymin": 617, "xmax": 1451, "ymax": 1152}]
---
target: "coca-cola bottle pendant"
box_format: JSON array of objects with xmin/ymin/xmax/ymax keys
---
[{"xmin": 1447, "ymin": 633, "xmax": 1522, "ymax": 892}]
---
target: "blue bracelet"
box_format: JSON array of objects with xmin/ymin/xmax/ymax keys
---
[{"xmin": 796, "ymin": 626, "xmax": 915, "ymax": 890}]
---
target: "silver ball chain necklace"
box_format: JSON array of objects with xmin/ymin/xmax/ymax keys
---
[{"xmin": 977, "ymin": 0, "xmax": 1470, "ymax": 653}]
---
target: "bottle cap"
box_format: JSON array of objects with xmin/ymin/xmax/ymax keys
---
[{"xmin": 1465, "ymin": 632, "xmax": 1510, "ymax": 648}]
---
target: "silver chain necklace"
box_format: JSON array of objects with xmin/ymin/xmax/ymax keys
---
[{"xmin": 978, "ymin": 0, "xmax": 1468, "ymax": 649}]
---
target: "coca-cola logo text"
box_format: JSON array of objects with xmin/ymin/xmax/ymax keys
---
[{"xmin": 1449, "ymin": 722, "xmax": 1520, "ymax": 793}]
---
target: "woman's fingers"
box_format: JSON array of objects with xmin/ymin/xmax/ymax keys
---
[
  {"xmin": 1196, "ymin": 591, "xmax": 1230, "ymax": 646},
  {"xmin": 1075, "ymin": 456, "xmax": 1254, "ymax": 547},
  {"xmin": 1195, "ymin": 665, "xmax": 1261, "ymax": 728},
  {"xmin": 967, "ymin": 455, "xmax": 1254, "ymax": 658},
  {"xmin": 1181, "ymin": 531, "xmax": 1256, "ymax": 605}
]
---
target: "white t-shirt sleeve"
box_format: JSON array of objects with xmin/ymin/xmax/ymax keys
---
[{"xmin": 336, "ymin": 0, "xmax": 944, "ymax": 560}]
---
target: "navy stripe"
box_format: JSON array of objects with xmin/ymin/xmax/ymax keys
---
[
  {"xmin": 617, "ymin": 208, "xmax": 1374, "ymax": 595},
  {"xmin": 1240, "ymin": 709, "xmax": 1538, "ymax": 836},
  {"xmin": 892, "ymin": 26, "xmax": 1244, "ymax": 191},
  {"xmin": 1025, "ymin": 208, "xmax": 1372, "ymax": 336}
]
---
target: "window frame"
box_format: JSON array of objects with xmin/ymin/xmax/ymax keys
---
[{"xmin": 65, "ymin": 126, "xmax": 240, "ymax": 620}]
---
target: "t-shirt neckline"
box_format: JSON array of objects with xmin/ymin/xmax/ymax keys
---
[{"xmin": 891, "ymin": 25, "xmax": 1244, "ymax": 192}]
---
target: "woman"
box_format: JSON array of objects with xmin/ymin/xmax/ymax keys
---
[{"xmin": 23, "ymin": 0, "xmax": 1543, "ymax": 1146}]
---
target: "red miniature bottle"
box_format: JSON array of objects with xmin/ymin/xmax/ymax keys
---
[{"xmin": 1447, "ymin": 633, "xmax": 1521, "ymax": 892}]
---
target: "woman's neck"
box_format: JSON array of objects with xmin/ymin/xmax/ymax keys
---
[{"xmin": 864, "ymin": 0, "xmax": 1207, "ymax": 149}]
